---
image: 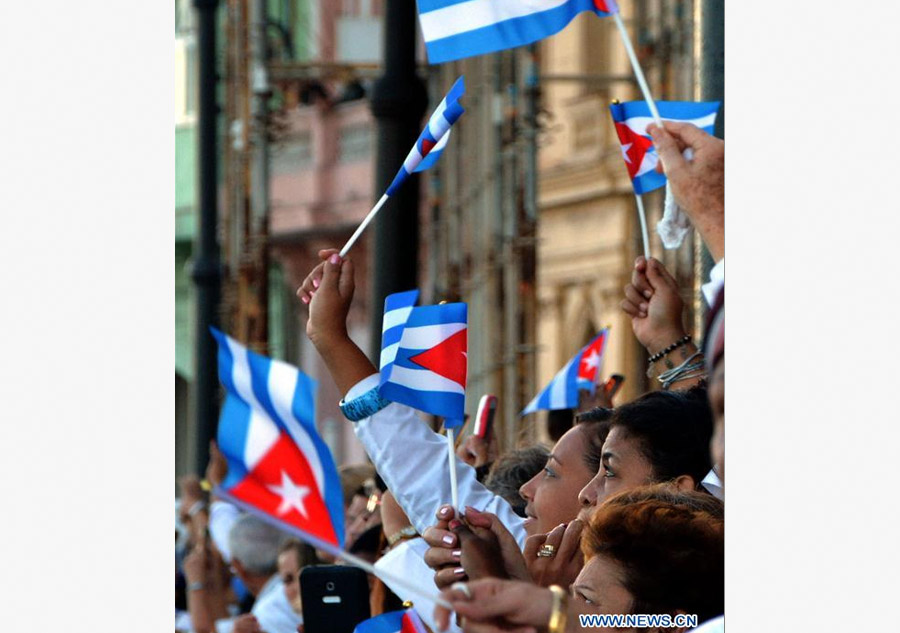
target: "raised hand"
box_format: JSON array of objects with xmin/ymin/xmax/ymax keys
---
[
  {"xmin": 647, "ymin": 122, "xmax": 725, "ymax": 261},
  {"xmin": 621, "ymin": 257, "xmax": 687, "ymax": 356},
  {"xmin": 523, "ymin": 520, "xmax": 585, "ymax": 588}
]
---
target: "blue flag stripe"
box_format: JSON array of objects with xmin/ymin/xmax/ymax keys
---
[
  {"xmin": 405, "ymin": 303, "xmax": 467, "ymax": 327},
  {"xmin": 424, "ymin": 0, "xmax": 608, "ymax": 64},
  {"xmin": 218, "ymin": 394, "xmax": 251, "ymax": 488},
  {"xmin": 378, "ymin": 382, "xmax": 466, "ymax": 420}
]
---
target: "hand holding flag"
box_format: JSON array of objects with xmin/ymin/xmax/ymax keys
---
[{"xmin": 339, "ymin": 77, "xmax": 466, "ymax": 258}]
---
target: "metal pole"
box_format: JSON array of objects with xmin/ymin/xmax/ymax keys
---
[
  {"xmin": 368, "ymin": 0, "xmax": 428, "ymax": 360},
  {"xmin": 251, "ymin": 0, "xmax": 270, "ymax": 351},
  {"xmin": 692, "ymin": 0, "xmax": 724, "ymax": 336},
  {"xmin": 191, "ymin": 0, "xmax": 221, "ymax": 474}
]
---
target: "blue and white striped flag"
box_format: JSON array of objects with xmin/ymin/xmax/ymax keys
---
[
  {"xmin": 210, "ymin": 328, "xmax": 346, "ymax": 549},
  {"xmin": 417, "ymin": 0, "xmax": 619, "ymax": 65},
  {"xmin": 522, "ymin": 329, "xmax": 609, "ymax": 415},
  {"xmin": 379, "ymin": 290, "xmax": 468, "ymax": 424},
  {"xmin": 386, "ymin": 76, "xmax": 465, "ymax": 196}
]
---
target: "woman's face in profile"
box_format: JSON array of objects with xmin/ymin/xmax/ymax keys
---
[
  {"xmin": 577, "ymin": 426, "xmax": 655, "ymax": 522},
  {"xmin": 572, "ymin": 554, "xmax": 634, "ymax": 619}
]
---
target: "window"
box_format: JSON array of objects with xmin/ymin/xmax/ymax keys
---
[
  {"xmin": 338, "ymin": 125, "xmax": 372, "ymax": 163},
  {"xmin": 273, "ymin": 132, "xmax": 314, "ymax": 173}
]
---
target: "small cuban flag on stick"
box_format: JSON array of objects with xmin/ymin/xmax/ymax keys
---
[
  {"xmin": 210, "ymin": 328, "xmax": 451, "ymax": 609},
  {"xmin": 339, "ymin": 77, "xmax": 466, "ymax": 258},
  {"xmin": 522, "ymin": 328, "xmax": 609, "ymax": 415},
  {"xmin": 609, "ymin": 100, "xmax": 720, "ymax": 258},
  {"xmin": 379, "ymin": 290, "xmax": 468, "ymax": 509},
  {"xmin": 353, "ymin": 607, "xmax": 429, "ymax": 633},
  {"xmin": 414, "ymin": 1, "xmax": 663, "ymax": 128}
]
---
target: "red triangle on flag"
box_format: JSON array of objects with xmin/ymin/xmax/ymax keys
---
[
  {"xmin": 409, "ymin": 329, "xmax": 468, "ymax": 388},
  {"xmin": 614, "ymin": 123, "xmax": 653, "ymax": 180},
  {"xmin": 420, "ymin": 137, "xmax": 437, "ymax": 156}
]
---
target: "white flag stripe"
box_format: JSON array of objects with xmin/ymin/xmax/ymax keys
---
[
  {"xmin": 244, "ymin": 407, "xmax": 281, "ymax": 471},
  {"xmin": 383, "ymin": 306, "xmax": 414, "ymax": 332},
  {"xmin": 225, "ymin": 338, "xmax": 280, "ymax": 469},
  {"xmin": 388, "ymin": 364, "xmax": 466, "ymax": 395},
  {"xmin": 634, "ymin": 152, "xmax": 659, "ymax": 177},
  {"xmin": 622, "ymin": 112, "xmax": 717, "ymax": 137},
  {"xmin": 432, "ymin": 131, "xmax": 450, "ymax": 151},
  {"xmin": 266, "ymin": 358, "xmax": 325, "ymax": 494},
  {"xmin": 402, "ymin": 145, "xmax": 426, "ymax": 173},
  {"xmin": 419, "ymin": 0, "xmax": 572, "ymax": 42},
  {"xmin": 427, "ymin": 114, "xmax": 452, "ymax": 142},
  {"xmin": 548, "ymin": 356, "xmax": 576, "ymax": 409},
  {"xmin": 399, "ymin": 322, "xmax": 467, "ymax": 349},
  {"xmin": 380, "ymin": 342, "xmax": 401, "ymax": 370}
]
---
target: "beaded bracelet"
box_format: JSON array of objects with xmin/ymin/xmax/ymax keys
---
[{"xmin": 648, "ymin": 334, "xmax": 692, "ymax": 364}]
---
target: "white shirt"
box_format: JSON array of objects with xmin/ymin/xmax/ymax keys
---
[
  {"xmin": 374, "ymin": 538, "xmax": 462, "ymax": 633},
  {"xmin": 702, "ymin": 259, "xmax": 724, "ymax": 306},
  {"xmin": 252, "ymin": 575, "xmax": 303, "ymax": 633},
  {"xmin": 346, "ymin": 374, "xmax": 528, "ymax": 548},
  {"xmin": 209, "ymin": 500, "xmax": 241, "ymax": 562}
]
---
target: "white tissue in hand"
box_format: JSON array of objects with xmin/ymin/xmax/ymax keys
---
[{"xmin": 656, "ymin": 148, "xmax": 694, "ymax": 249}]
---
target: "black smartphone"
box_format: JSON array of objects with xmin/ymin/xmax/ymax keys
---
[{"xmin": 300, "ymin": 565, "xmax": 371, "ymax": 633}]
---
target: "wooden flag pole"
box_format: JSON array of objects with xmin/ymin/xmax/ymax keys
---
[
  {"xmin": 612, "ymin": 11, "xmax": 663, "ymax": 128},
  {"xmin": 340, "ymin": 193, "xmax": 390, "ymax": 257},
  {"xmin": 446, "ymin": 427, "xmax": 460, "ymax": 510},
  {"xmin": 634, "ymin": 193, "xmax": 651, "ymax": 259}
]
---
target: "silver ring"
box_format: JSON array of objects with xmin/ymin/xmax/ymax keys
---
[{"xmin": 450, "ymin": 581, "xmax": 471, "ymax": 599}]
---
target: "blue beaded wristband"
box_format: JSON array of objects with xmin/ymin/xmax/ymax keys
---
[{"xmin": 339, "ymin": 387, "xmax": 392, "ymax": 422}]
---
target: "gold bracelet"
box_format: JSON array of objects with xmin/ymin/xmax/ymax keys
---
[
  {"xmin": 547, "ymin": 585, "xmax": 568, "ymax": 633},
  {"xmin": 386, "ymin": 525, "xmax": 417, "ymax": 546}
]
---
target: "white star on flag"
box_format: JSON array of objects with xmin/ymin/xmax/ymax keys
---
[
  {"xmin": 267, "ymin": 471, "xmax": 312, "ymax": 519},
  {"xmin": 581, "ymin": 349, "xmax": 602, "ymax": 373},
  {"xmin": 620, "ymin": 142, "xmax": 633, "ymax": 164}
]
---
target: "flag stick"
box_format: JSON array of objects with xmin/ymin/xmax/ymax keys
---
[
  {"xmin": 634, "ymin": 193, "xmax": 650, "ymax": 259},
  {"xmin": 215, "ymin": 487, "xmax": 452, "ymax": 609},
  {"xmin": 447, "ymin": 427, "xmax": 459, "ymax": 510},
  {"xmin": 612, "ymin": 12, "xmax": 663, "ymax": 127},
  {"xmin": 339, "ymin": 193, "xmax": 390, "ymax": 257}
]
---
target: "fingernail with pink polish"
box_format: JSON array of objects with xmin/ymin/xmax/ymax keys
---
[
  {"xmin": 453, "ymin": 567, "xmax": 466, "ymax": 575},
  {"xmin": 312, "ymin": 278, "xmax": 320, "ymax": 289},
  {"xmin": 329, "ymin": 254, "xmax": 341, "ymax": 264},
  {"xmin": 301, "ymin": 296, "xmax": 309, "ymax": 304},
  {"xmin": 452, "ymin": 549, "xmax": 461, "ymax": 560}
]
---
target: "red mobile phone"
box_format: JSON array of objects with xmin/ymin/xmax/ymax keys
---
[
  {"xmin": 603, "ymin": 375, "xmax": 625, "ymax": 401},
  {"xmin": 474, "ymin": 394, "xmax": 498, "ymax": 440}
]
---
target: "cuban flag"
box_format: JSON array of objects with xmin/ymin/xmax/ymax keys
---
[
  {"xmin": 609, "ymin": 100, "xmax": 720, "ymax": 195},
  {"xmin": 386, "ymin": 76, "xmax": 465, "ymax": 196},
  {"xmin": 211, "ymin": 328, "xmax": 345, "ymax": 549},
  {"xmin": 522, "ymin": 328, "xmax": 609, "ymax": 415},
  {"xmin": 417, "ymin": 0, "xmax": 619, "ymax": 65},
  {"xmin": 378, "ymin": 290, "xmax": 468, "ymax": 426},
  {"xmin": 353, "ymin": 608, "xmax": 428, "ymax": 633}
]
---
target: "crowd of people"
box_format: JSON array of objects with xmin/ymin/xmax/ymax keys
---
[{"xmin": 176, "ymin": 119, "xmax": 726, "ymax": 633}]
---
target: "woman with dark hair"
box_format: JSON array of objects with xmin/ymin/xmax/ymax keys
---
[
  {"xmin": 576, "ymin": 387, "xmax": 714, "ymax": 522},
  {"xmin": 434, "ymin": 485, "xmax": 724, "ymax": 633}
]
